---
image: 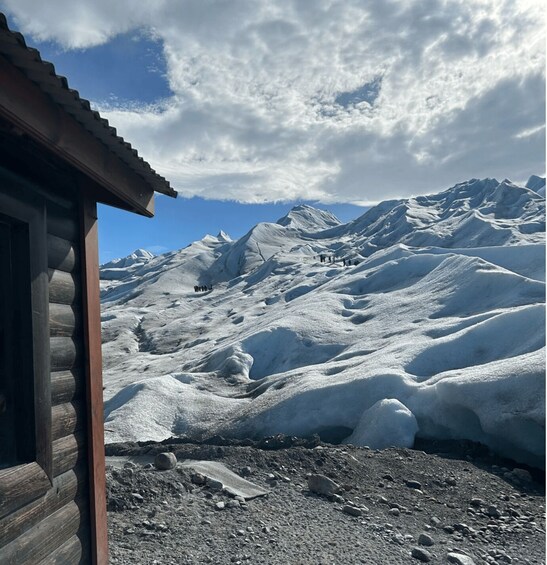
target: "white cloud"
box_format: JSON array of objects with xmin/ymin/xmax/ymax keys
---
[{"xmin": 2, "ymin": 0, "xmax": 545, "ymax": 203}]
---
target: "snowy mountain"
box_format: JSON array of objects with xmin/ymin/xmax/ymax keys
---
[
  {"xmin": 101, "ymin": 248, "xmax": 155, "ymax": 280},
  {"xmin": 526, "ymin": 174, "xmax": 546, "ymax": 198},
  {"xmin": 276, "ymin": 204, "xmax": 341, "ymax": 231},
  {"xmin": 100, "ymin": 178, "xmax": 546, "ymax": 467}
]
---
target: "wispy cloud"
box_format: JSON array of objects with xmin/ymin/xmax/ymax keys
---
[{"xmin": 3, "ymin": 0, "xmax": 544, "ymax": 203}]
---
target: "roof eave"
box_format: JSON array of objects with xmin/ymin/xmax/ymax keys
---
[{"xmin": 0, "ymin": 13, "xmax": 177, "ymax": 202}]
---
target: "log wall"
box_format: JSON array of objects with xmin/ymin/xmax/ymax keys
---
[{"xmin": 0, "ymin": 191, "xmax": 92, "ymax": 564}]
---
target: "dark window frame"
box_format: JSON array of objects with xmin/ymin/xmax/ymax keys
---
[{"xmin": 0, "ymin": 169, "xmax": 52, "ymax": 517}]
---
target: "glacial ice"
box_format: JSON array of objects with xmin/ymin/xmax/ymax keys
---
[
  {"xmin": 342, "ymin": 399, "xmax": 419, "ymax": 450},
  {"xmin": 100, "ymin": 177, "xmax": 545, "ymax": 467}
]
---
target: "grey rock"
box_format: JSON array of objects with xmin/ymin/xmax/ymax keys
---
[
  {"xmin": 191, "ymin": 472, "xmax": 206, "ymax": 485},
  {"xmin": 486, "ymin": 505, "xmax": 501, "ymax": 518},
  {"xmin": 239, "ymin": 466, "xmax": 252, "ymax": 477},
  {"xmin": 417, "ymin": 533, "xmax": 434, "ymax": 546},
  {"xmin": 430, "ymin": 517, "xmax": 441, "ymax": 527},
  {"xmin": 307, "ymin": 474, "xmax": 341, "ymax": 496},
  {"xmin": 154, "ymin": 452, "xmax": 177, "ymax": 470},
  {"xmin": 389, "ymin": 507, "xmax": 400, "ymax": 516},
  {"xmin": 207, "ymin": 478, "xmax": 224, "ymax": 490},
  {"xmin": 447, "ymin": 552, "xmax": 477, "ymax": 565},
  {"xmin": 342, "ymin": 504, "xmax": 362, "ymax": 517},
  {"xmin": 406, "ymin": 480, "xmax": 422, "ymax": 490},
  {"xmin": 411, "ymin": 547, "xmax": 432, "ymax": 562},
  {"xmin": 470, "ymin": 498, "xmax": 484, "ymax": 507},
  {"xmin": 215, "ymin": 501, "xmax": 226, "ymax": 510}
]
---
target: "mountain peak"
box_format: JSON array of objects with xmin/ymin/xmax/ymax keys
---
[
  {"xmin": 277, "ymin": 204, "xmax": 341, "ymax": 231},
  {"xmin": 132, "ymin": 248, "xmax": 155, "ymax": 259},
  {"xmin": 100, "ymin": 248, "xmax": 155, "ymax": 279},
  {"xmin": 201, "ymin": 231, "xmax": 232, "ymax": 244},
  {"xmin": 217, "ymin": 230, "xmax": 232, "ymax": 242},
  {"xmin": 526, "ymin": 175, "xmax": 546, "ymax": 196},
  {"xmin": 101, "ymin": 248, "xmax": 154, "ymax": 268}
]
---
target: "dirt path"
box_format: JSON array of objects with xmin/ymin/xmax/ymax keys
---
[{"xmin": 106, "ymin": 439, "xmax": 545, "ymax": 565}]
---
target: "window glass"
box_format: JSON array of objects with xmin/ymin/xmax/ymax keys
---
[{"xmin": 0, "ymin": 215, "xmax": 35, "ymax": 468}]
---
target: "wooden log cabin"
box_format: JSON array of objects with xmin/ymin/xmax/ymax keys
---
[{"xmin": 0, "ymin": 14, "xmax": 176, "ymax": 564}]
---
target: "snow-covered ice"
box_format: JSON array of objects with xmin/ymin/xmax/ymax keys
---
[
  {"xmin": 100, "ymin": 177, "xmax": 546, "ymax": 467},
  {"xmin": 342, "ymin": 399, "xmax": 419, "ymax": 450},
  {"xmin": 101, "ymin": 248, "xmax": 155, "ymax": 280}
]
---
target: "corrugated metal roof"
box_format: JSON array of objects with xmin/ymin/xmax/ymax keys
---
[{"xmin": 0, "ymin": 13, "xmax": 177, "ymax": 198}]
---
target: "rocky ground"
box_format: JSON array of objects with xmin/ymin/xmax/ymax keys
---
[{"xmin": 105, "ymin": 437, "xmax": 545, "ymax": 565}]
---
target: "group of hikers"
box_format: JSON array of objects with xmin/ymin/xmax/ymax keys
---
[
  {"xmin": 193, "ymin": 285, "xmax": 213, "ymax": 292},
  {"xmin": 318, "ymin": 254, "xmax": 359, "ymax": 267},
  {"xmin": 190, "ymin": 255, "xmax": 357, "ymax": 294}
]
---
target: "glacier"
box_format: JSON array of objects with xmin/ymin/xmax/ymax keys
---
[{"xmin": 100, "ymin": 177, "xmax": 546, "ymax": 467}]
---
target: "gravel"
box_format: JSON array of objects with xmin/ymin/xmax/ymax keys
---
[{"xmin": 106, "ymin": 438, "xmax": 545, "ymax": 565}]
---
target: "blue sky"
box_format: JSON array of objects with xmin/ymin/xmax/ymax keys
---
[
  {"xmin": 1, "ymin": 2, "xmax": 544, "ymax": 261},
  {"xmin": 30, "ymin": 31, "xmax": 171, "ymax": 106},
  {"xmin": 99, "ymin": 198, "xmax": 366, "ymax": 263}
]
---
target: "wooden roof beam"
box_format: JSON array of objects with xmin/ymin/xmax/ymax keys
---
[{"xmin": 0, "ymin": 54, "xmax": 155, "ymax": 217}]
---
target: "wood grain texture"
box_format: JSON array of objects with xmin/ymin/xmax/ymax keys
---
[
  {"xmin": 47, "ymin": 201, "xmax": 78, "ymax": 242},
  {"xmin": 0, "ymin": 500, "xmax": 84, "ymax": 564},
  {"xmin": 48, "ymin": 268, "xmax": 77, "ymax": 305},
  {"xmin": 50, "ymin": 336, "xmax": 78, "ymax": 372},
  {"xmin": 47, "ymin": 233, "xmax": 77, "ymax": 272},
  {"xmin": 52, "ymin": 401, "xmax": 84, "ymax": 441},
  {"xmin": 38, "ymin": 534, "xmax": 85, "ymax": 565},
  {"xmin": 51, "ymin": 369, "xmax": 84, "ymax": 406},
  {"xmin": 49, "ymin": 302, "xmax": 79, "ymax": 338},
  {"xmin": 0, "ymin": 468, "xmax": 84, "ymax": 547},
  {"xmin": 80, "ymin": 196, "xmax": 109, "ymax": 565},
  {"xmin": 0, "ymin": 462, "xmax": 51, "ymax": 520},
  {"xmin": 52, "ymin": 433, "xmax": 85, "ymax": 477}
]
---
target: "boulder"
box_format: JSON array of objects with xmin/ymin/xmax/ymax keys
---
[
  {"xmin": 307, "ymin": 474, "xmax": 341, "ymax": 496},
  {"xmin": 154, "ymin": 452, "xmax": 177, "ymax": 470}
]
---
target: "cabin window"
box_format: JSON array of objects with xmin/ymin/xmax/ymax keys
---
[
  {"xmin": 0, "ymin": 214, "xmax": 36, "ymax": 468},
  {"xmin": 0, "ymin": 171, "xmax": 51, "ymax": 491}
]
